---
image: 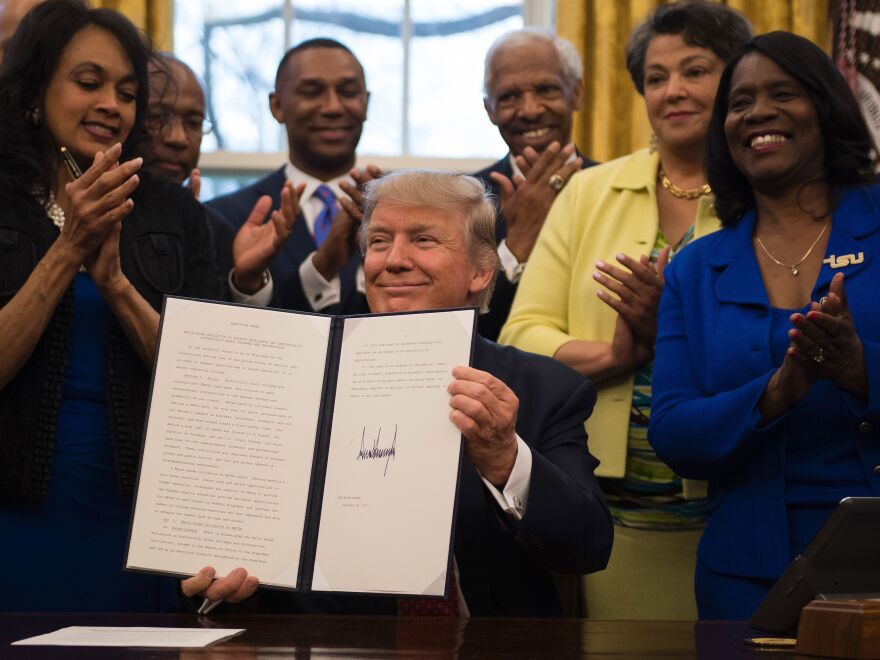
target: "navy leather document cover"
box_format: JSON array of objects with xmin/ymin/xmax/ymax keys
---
[{"xmin": 126, "ymin": 296, "xmax": 477, "ymax": 600}]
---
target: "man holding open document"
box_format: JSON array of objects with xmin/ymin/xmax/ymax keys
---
[{"xmin": 176, "ymin": 170, "xmax": 612, "ymax": 617}]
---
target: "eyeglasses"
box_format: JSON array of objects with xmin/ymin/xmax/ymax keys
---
[{"xmin": 145, "ymin": 105, "xmax": 213, "ymax": 136}]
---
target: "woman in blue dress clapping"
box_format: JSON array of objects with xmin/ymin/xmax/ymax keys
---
[
  {"xmin": 649, "ymin": 31, "xmax": 880, "ymax": 620},
  {"xmin": 0, "ymin": 0, "xmax": 221, "ymax": 611}
]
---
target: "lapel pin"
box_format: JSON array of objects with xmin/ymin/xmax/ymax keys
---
[{"xmin": 823, "ymin": 253, "xmax": 865, "ymax": 269}]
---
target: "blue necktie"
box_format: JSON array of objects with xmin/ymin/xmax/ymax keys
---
[{"xmin": 313, "ymin": 184, "xmax": 338, "ymax": 247}]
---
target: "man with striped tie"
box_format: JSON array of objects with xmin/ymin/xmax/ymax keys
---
[{"xmin": 207, "ymin": 38, "xmax": 376, "ymax": 314}]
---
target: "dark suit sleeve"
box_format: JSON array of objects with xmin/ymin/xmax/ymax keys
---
[
  {"xmin": 515, "ymin": 377, "xmax": 612, "ymax": 575},
  {"xmin": 478, "ymin": 340, "xmax": 612, "ymax": 577}
]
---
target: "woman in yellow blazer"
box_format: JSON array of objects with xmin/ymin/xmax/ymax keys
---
[{"xmin": 499, "ymin": 1, "xmax": 750, "ymax": 619}]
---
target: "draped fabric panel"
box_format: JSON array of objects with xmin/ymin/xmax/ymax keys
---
[
  {"xmin": 91, "ymin": 0, "xmax": 172, "ymax": 50},
  {"xmin": 557, "ymin": 0, "xmax": 833, "ymax": 162}
]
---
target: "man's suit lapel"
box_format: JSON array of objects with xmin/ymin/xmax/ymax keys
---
[
  {"xmin": 267, "ymin": 171, "xmax": 363, "ymax": 313},
  {"xmin": 574, "ymin": 148, "xmax": 597, "ymax": 169},
  {"xmin": 472, "ymin": 336, "xmax": 500, "ymax": 375},
  {"xmin": 493, "ymin": 156, "xmax": 514, "ymax": 180},
  {"xmin": 337, "ymin": 251, "xmax": 362, "ymax": 311},
  {"xmin": 256, "ymin": 167, "xmax": 287, "ymax": 206},
  {"xmin": 260, "ymin": 167, "xmax": 316, "ymax": 276},
  {"xmin": 482, "ymin": 158, "xmax": 513, "ymax": 243},
  {"xmin": 279, "ymin": 211, "xmax": 315, "ymax": 269},
  {"xmin": 480, "ymin": 156, "xmax": 512, "ymax": 196}
]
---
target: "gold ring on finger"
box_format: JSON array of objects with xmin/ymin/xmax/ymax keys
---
[
  {"xmin": 813, "ymin": 348, "xmax": 825, "ymax": 364},
  {"xmin": 548, "ymin": 174, "xmax": 565, "ymax": 192}
]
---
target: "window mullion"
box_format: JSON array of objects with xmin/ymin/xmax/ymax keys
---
[
  {"xmin": 401, "ymin": 0, "xmax": 411, "ymax": 157},
  {"xmin": 279, "ymin": 0, "xmax": 295, "ymax": 153},
  {"xmin": 523, "ymin": 0, "xmax": 554, "ymax": 28},
  {"xmin": 285, "ymin": 0, "xmax": 294, "ymax": 50}
]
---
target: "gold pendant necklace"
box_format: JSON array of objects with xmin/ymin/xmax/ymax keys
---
[
  {"xmin": 658, "ymin": 167, "xmax": 712, "ymax": 200},
  {"xmin": 754, "ymin": 222, "xmax": 830, "ymax": 276}
]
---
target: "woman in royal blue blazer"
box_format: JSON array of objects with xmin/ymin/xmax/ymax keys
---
[{"xmin": 648, "ymin": 31, "xmax": 880, "ymax": 620}]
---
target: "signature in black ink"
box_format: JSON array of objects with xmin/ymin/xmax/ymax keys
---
[{"xmin": 357, "ymin": 425, "xmax": 397, "ymax": 477}]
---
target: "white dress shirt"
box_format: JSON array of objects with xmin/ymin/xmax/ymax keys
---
[{"xmin": 479, "ymin": 434, "xmax": 532, "ymax": 521}]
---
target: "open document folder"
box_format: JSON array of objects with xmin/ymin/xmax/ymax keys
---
[{"xmin": 126, "ymin": 297, "xmax": 476, "ymax": 599}]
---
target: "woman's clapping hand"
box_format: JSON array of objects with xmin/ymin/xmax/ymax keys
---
[
  {"xmin": 760, "ymin": 273, "xmax": 868, "ymax": 421},
  {"xmin": 594, "ymin": 247, "xmax": 670, "ymax": 348},
  {"xmin": 788, "ymin": 273, "xmax": 868, "ymax": 398},
  {"xmin": 61, "ymin": 143, "xmax": 141, "ymax": 264}
]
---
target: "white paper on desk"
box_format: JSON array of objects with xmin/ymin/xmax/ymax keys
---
[
  {"xmin": 127, "ymin": 298, "xmax": 331, "ymax": 588},
  {"xmin": 12, "ymin": 626, "xmax": 244, "ymax": 647},
  {"xmin": 312, "ymin": 309, "xmax": 473, "ymax": 595}
]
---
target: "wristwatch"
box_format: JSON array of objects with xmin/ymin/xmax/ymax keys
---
[{"xmin": 233, "ymin": 269, "xmax": 269, "ymax": 294}]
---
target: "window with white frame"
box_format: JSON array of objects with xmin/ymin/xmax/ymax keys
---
[{"xmin": 173, "ymin": 1, "xmax": 553, "ymax": 196}]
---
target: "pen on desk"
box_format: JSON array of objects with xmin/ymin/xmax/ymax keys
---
[
  {"xmin": 60, "ymin": 146, "xmax": 83, "ymax": 180},
  {"xmin": 197, "ymin": 597, "xmax": 222, "ymax": 616}
]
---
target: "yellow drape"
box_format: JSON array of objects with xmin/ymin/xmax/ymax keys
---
[
  {"xmin": 91, "ymin": 0, "xmax": 172, "ymax": 50},
  {"xmin": 557, "ymin": 0, "xmax": 833, "ymax": 162}
]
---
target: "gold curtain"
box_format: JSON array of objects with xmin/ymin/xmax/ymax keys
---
[
  {"xmin": 91, "ymin": 0, "xmax": 172, "ymax": 50},
  {"xmin": 557, "ymin": 0, "xmax": 833, "ymax": 162}
]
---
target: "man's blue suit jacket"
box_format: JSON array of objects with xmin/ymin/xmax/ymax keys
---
[
  {"xmin": 650, "ymin": 184, "xmax": 880, "ymax": 582},
  {"xmin": 250, "ymin": 336, "xmax": 612, "ymax": 617},
  {"xmin": 206, "ymin": 167, "xmax": 368, "ymax": 314}
]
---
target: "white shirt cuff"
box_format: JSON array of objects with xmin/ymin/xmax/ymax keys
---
[
  {"xmin": 479, "ymin": 434, "xmax": 532, "ymax": 521},
  {"xmin": 356, "ymin": 263, "xmax": 365, "ymax": 295},
  {"xmin": 299, "ymin": 252, "xmax": 342, "ymax": 310},
  {"xmin": 497, "ymin": 239, "xmax": 525, "ymax": 283},
  {"xmin": 227, "ymin": 269, "xmax": 273, "ymax": 306}
]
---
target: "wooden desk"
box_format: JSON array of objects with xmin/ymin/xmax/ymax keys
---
[{"xmin": 0, "ymin": 614, "xmax": 794, "ymax": 659}]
